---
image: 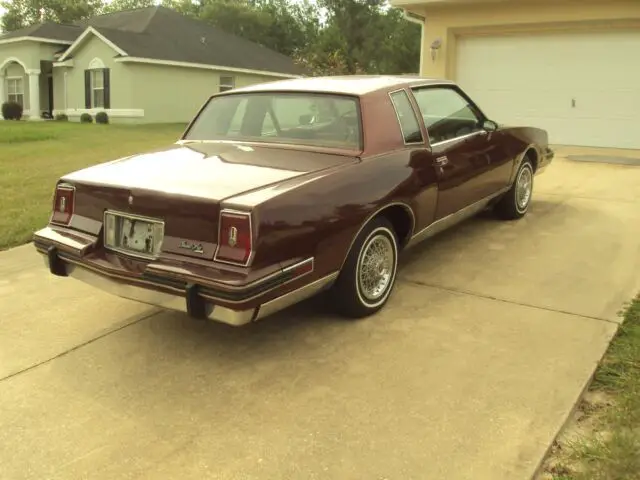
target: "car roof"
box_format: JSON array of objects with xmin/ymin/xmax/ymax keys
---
[{"xmin": 228, "ymin": 75, "xmax": 455, "ymax": 96}]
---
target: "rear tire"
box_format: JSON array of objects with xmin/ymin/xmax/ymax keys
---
[
  {"xmin": 494, "ymin": 158, "xmax": 534, "ymax": 220},
  {"xmin": 330, "ymin": 217, "xmax": 399, "ymax": 318}
]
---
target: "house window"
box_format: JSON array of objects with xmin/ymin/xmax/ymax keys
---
[
  {"xmin": 219, "ymin": 75, "xmax": 235, "ymax": 92},
  {"xmin": 91, "ymin": 69, "xmax": 104, "ymax": 108},
  {"xmin": 7, "ymin": 77, "xmax": 24, "ymax": 106}
]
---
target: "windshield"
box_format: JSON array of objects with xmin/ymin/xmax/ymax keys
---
[{"xmin": 184, "ymin": 92, "xmax": 363, "ymax": 150}]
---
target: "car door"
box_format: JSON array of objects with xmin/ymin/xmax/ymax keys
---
[{"xmin": 410, "ymin": 85, "xmax": 511, "ymax": 220}]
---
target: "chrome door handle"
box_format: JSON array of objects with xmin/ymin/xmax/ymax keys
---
[{"xmin": 434, "ymin": 156, "xmax": 449, "ymax": 167}]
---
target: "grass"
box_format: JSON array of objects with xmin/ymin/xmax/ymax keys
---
[
  {"xmin": 0, "ymin": 121, "xmax": 187, "ymax": 249},
  {"xmin": 544, "ymin": 295, "xmax": 640, "ymax": 480}
]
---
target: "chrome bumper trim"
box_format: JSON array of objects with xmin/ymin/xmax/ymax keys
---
[
  {"xmin": 39, "ymin": 253, "xmax": 338, "ymax": 327},
  {"xmin": 33, "ymin": 226, "xmax": 95, "ymax": 255},
  {"xmin": 255, "ymin": 272, "xmax": 339, "ymax": 321},
  {"xmin": 64, "ymin": 260, "xmax": 256, "ymax": 326}
]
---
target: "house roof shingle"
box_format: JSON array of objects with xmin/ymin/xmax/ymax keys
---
[
  {"xmin": 0, "ymin": 6, "xmax": 304, "ymax": 76},
  {"xmin": 0, "ymin": 22, "xmax": 81, "ymax": 42}
]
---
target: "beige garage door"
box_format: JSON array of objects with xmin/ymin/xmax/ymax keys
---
[{"xmin": 456, "ymin": 30, "xmax": 640, "ymax": 149}]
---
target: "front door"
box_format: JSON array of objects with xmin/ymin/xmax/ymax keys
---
[{"xmin": 410, "ymin": 85, "xmax": 509, "ymax": 219}]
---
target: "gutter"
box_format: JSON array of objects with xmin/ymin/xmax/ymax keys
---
[{"xmin": 402, "ymin": 10, "xmax": 426, "ymax": 76}]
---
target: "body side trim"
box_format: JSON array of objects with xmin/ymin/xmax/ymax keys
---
[
  {"xmin": 406, "ymin": 186, "xmax": 510, "ymax": 248},
  {"xmin": 255, "ymin": 272, "xmax": 339, "ymax": 320}
]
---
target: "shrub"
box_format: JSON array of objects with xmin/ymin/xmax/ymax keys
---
[
  {"xmin": 95, "ymin": 111, "xmax": 109, "ymax": 124},
  {"xmin": 80, "ymin": 113, "xmax": 93, "ymax": 123},
  {"xmin": 55, "ymin": 113, "xmax": 69, "ymax": 122},
  {"xmin": 1, "ymin": 101, "xmax": 23, "ymax": 120}
]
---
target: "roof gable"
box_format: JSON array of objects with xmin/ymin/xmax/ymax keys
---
[{"xmin": 57, "ymin": 26, "xmax": 127, "ymax": 62}]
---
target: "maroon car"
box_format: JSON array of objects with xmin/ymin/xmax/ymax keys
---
[{"xmin": 34, "ymin": 75, "xmax": 554, "ymax": 326}]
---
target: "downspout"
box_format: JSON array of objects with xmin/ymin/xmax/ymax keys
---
[{"xmin": 402, "ymin": 10, "xmax": 426, "ymax": 76}]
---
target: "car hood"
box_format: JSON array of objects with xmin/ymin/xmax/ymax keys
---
[{"xmin": 61, "ymin": 142, "xmax": 359, "ymax": 201}]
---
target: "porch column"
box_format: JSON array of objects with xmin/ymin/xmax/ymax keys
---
[
  {"xmin": 0, "ymin": 74, "xmax": 5, "ymax": 106},
  {"xmin": 28, "ymin": 70, "xmax": 41, "ymax": 120}
]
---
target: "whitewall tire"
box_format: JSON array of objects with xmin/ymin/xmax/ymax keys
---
[
  {"xmin": 331, "ymin": 217, "xmax": 399, "ymax": 318},
  {"xmin": 495, "ymin": 158, "xmax": 534, "ymax": 220}
]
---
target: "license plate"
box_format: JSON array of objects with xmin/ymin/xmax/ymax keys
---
[{"xmin": 104, "ymin": 211, "xmax": 164, "ymax": 258}]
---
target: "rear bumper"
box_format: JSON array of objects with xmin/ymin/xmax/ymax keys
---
[{"xmin": 36, "ymin": 231, "xmax": 338, "ymax": 326}]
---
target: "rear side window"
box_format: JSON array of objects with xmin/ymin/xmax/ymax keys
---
[{"xmin": 389, "ymin": 90, "xmax": 424, "ymax": 144}]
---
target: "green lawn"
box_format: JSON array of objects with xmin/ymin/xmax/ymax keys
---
[
  {"xmin": 0, "ymin": 121, "xmax": 187, "ymax": 250},
  {"xmin": 545, "ymin": 295, "xmax": 640, "ymax": 480}
]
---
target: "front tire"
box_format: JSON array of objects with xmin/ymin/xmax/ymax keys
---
[
  {"xmin": 331, "ymin": 217, "xmax": 399, "ymax": 318},
  {"xmin": 494, "ymin": 157, "xmax": 534, "ymax": 220}
]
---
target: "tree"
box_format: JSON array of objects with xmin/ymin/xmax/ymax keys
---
[
  {"xmin": 252, "ymin": 0, "xmax": 322, "ymax": 56},
  {"xmin": 314, "ymin": 0, "xmax": 385, "ymax": 74},
  {"xmin": 369, "ymin": 6, "xmax": 421, "ymax": 74},
  {"xmin": 101, "ymin": 0, "xmax": 157, "ymax": 14},
  {"xmin": 160, "ymin": 0, "xmax": 205, "ymax": 17},
  {"xmin": 0, "ymin": 0, "xmax": 103, "ymax": 32},
  {"xmin": 188, "ymin": 0, "xmax": 316, "ymax": 58},
  {"xmin": 287, "ymin": 1, "xmax": 418, "ymax": 75}
]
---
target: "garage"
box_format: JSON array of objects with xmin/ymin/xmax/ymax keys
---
[
  {"xmin": 455, "ymin": 31, "xmax": 640, "ymax": 149},
  {"xmin": 391, "ymin": 0, "xmax": 640, "ymax": 150}
]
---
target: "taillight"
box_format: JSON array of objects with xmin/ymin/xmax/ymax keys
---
[
  {"xmin": 50, "ymin": 183, "xmax": 75, "ymax": 225},
  {"xmin": 214, "ymin": 209, "xmax": 253, "ymax": 266}
]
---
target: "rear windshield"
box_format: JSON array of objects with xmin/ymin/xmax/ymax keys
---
[{"xmin": 184, "ymin": 92, "xmax": 363, "ymax": 150}]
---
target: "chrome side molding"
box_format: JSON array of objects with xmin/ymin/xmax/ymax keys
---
[
  {"xmin": 255, "ymin": 272, "xmax": 339, "ymax": 321},
  {"xmin": 406, "ymin": 187, "xmax": 509, "ymax": 248}
]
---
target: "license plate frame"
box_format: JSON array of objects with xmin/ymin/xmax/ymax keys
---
[{"xmin": 103, "ymin": 210, "xmax": 165, "ymax": 259}]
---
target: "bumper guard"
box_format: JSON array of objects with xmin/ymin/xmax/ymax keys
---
[{"xmin": 40, "ymin": 241, "xmax": 337, "ymax": 327}]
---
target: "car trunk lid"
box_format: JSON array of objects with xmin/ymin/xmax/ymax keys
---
[{"xmin": 61, "ymin": 143, "xmax": 358, "ymax": 260}]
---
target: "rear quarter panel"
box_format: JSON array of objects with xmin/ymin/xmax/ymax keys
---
[{"xmin": 250, "ymin": 150, "xmax": 432, "ymax": 278}]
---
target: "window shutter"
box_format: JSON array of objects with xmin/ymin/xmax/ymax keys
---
[
  {"xmin": 84, "ymin": 70, "xmax": 91, "ymax": 108},
  {"xmin": 103, "ymin": 68, "xmax": 111, "ymax": 109}
]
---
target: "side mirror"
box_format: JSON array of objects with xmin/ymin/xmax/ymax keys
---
[
  {"xmin": 482, "ymin": 119, "xmax": 499, "ymax": 132},
  {"xmin": 299, "ymin": 114, "xmax": 313, "ymax": 126}
]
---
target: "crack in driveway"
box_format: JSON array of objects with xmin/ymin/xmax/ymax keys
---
[
  {"xmin": 0, "ymin": 310, "xmax": 161, "ymax": 384},
  {"xmin": 397, "ymin": 276, "xmax": 620, "ymax": 326}
]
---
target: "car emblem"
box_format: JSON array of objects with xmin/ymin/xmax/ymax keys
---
[
  {"xmin": 128, "ymin": 195, "xmax": 134, "ymax": 206},
  {"xmin": 179, "ymin": 240, "xmax": 204, "ymax": 254},
  {"xmin": 59, "ymin": 196, "xmax": 66, "ymax": 212},
  {"xmin": 228, "ymin": 226, "xmax": 238, "ymax": 247}
]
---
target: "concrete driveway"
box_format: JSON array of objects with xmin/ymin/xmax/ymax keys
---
[{"xmin": 1, "ymin": 147, "xmax": 639, "ymax": 480}]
